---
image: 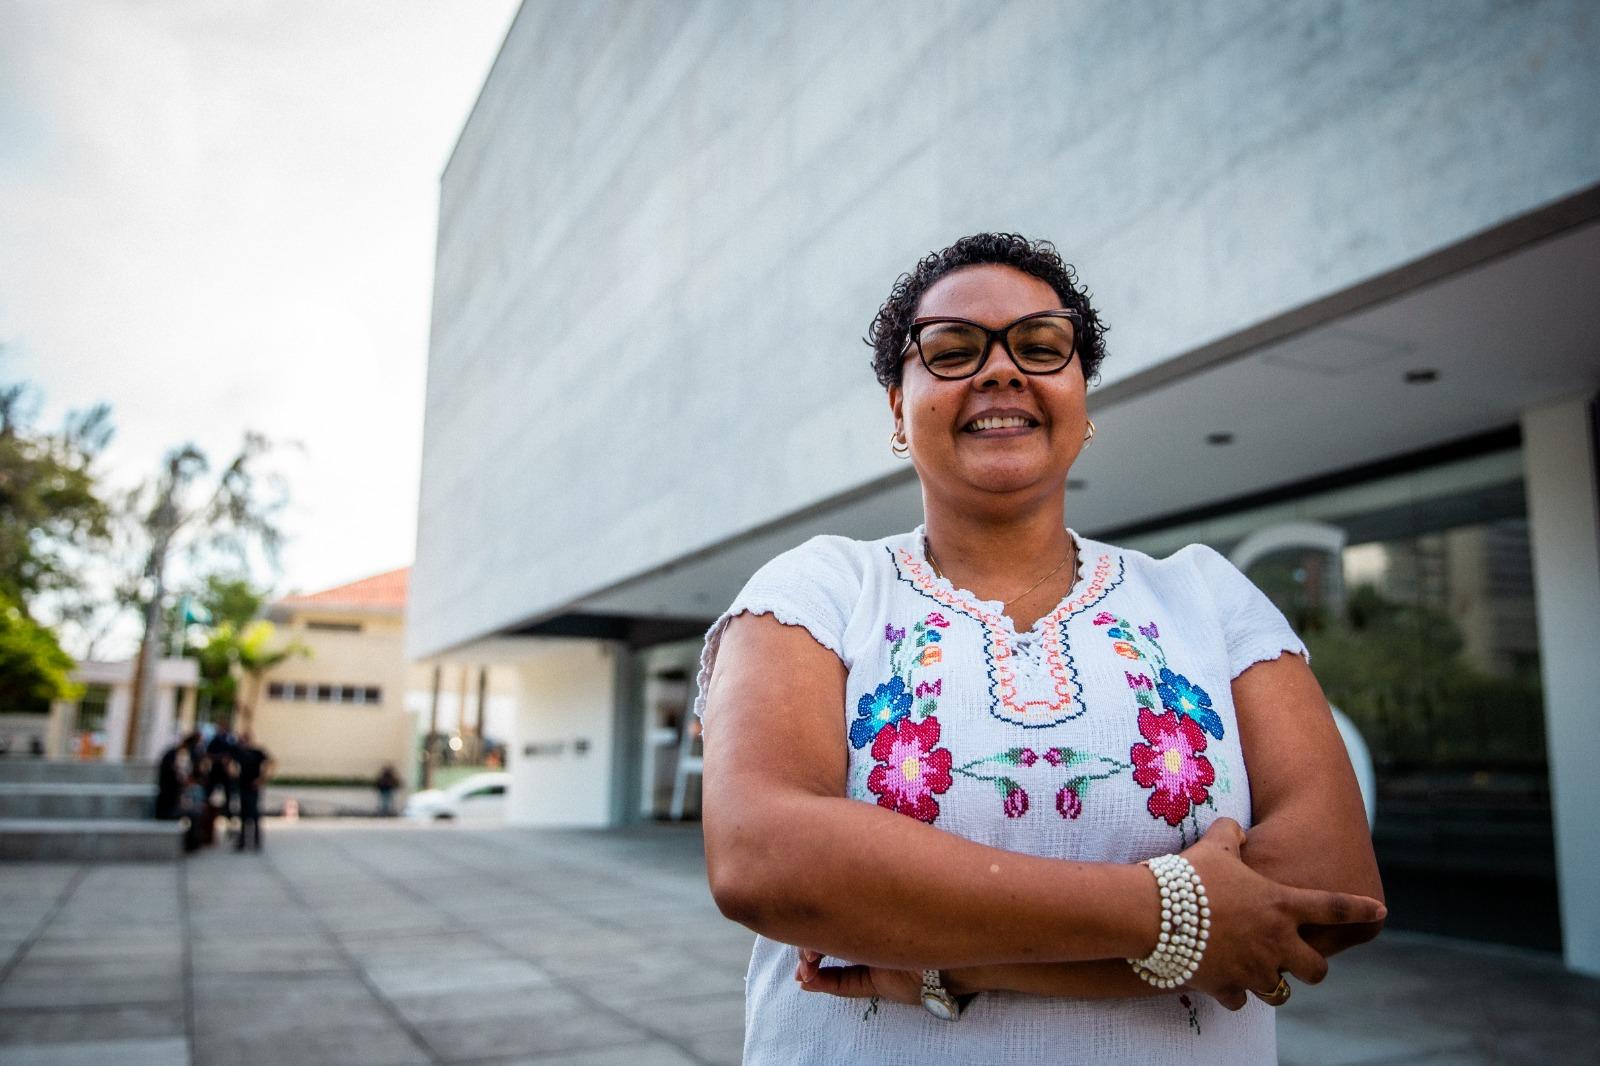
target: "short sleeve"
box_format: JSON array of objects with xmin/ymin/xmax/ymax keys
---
[
  {"xmin": 692, "ymin": 535, "xmax": 863, "ymax": 722},
  {"xmin": 1182, "ymin": 543, "xmax": 1310, "ymax": 678}
]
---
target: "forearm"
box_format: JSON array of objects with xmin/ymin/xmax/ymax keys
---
[
  {"xmin": 1239, "ymin": 807, "xmax": 1385, "ymax": 955},
  {"xmin": 708, "ymin": 791, "xmax": 1160, "ymax": 971},
  {"xmin": 947, "ymin": 959, "xmax": 1167, "ymax": 1000}
]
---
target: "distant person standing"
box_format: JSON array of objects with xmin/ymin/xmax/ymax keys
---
[
  {"xmin": 154, "ymin": 734, "xmax": 199, "ymax": 820},
  {"xmin": 232, "ymin": 732, "xmax": 274, "ymax": 852},
  {"xmin": 374, "ymin": 764, "xmax": 400, "ymax": 817},
  {"xmin": 206, "ymin": 722, "xmax": 239, "ymax": 836}
]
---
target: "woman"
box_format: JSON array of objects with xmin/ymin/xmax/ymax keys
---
[{"xmin": 697, "ymin": 233, "xmax": 1384, "ymax": 1064}]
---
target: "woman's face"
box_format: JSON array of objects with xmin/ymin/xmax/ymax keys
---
[{"xmin": 888, "ymin": 263, "xmax": 1089, "ymax": 507}]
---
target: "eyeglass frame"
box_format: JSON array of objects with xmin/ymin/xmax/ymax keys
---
[{"xmin": 900, "ymin": 309, "xmax": 1083, "ymax": 380}]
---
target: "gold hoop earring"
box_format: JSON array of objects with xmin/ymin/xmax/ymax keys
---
[
  {"xmin": 1083, "ymin": 419, "xmax": 1097, "ymax": 445},
  {"xmin": 890, "ymin": 429, "xmax": 911, "ymax": 459}
]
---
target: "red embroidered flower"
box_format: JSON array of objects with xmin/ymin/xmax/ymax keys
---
[
  {"xmin": 1055, "ymin": 785, "xmax": 1083, "ymax": 820},
  {"xmin": 925, "ymin": 611, "xmax": 951, "ymax": 628},
  {"xmin": 1002, "ymin": 783, "xmax": 1029, "ymax": 818},
  {"xmin": 867, "ymin": 716, "xmax": 954, "ymax": 823},
  {"xmin": 1130, "ymin": 707, "xmax": 1215, "ymax": 826},
  {"xmin": 1092, "ymin": 611, "xmax": 1116, "ymax": 626}
]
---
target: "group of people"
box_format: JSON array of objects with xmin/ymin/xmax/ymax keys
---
[{"xmin": 155, "ymin": 723, "xmax": 274, "ymax": 852}]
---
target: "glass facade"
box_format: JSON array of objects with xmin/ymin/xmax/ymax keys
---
[{"xmin": 1119, "ymin": 447, "xmax": 1558, "ymax": 951}]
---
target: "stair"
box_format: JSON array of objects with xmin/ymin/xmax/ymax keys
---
[{"xmin": 0, "ymin": 760, "xmax": 183, "ymax": 862}]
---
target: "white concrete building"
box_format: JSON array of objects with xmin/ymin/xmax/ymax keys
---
[{"xmin": 410, "ymin": 1, "xmax": 1600, "ymax": 972}]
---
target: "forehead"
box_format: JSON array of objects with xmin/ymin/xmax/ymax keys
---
[{"xmin": 915, "ymin": 264, "xmax": 1062, "ymax": 325}]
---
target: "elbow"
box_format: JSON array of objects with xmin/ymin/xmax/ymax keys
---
[{"xmin": 704, "ymin": 813, "xmax": 818, "ymax": 934}]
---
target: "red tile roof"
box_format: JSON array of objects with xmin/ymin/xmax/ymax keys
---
[{"xmin": 277, "ymin": 566, "xmax": 409, "ymax": 612}]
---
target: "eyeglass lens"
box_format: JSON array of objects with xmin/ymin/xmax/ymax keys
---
[{"xmin": 916, "ymin": 315, "xmax": 1076, "ymax": 379}]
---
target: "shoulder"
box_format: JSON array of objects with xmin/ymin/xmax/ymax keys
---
[{"xmin": 744, "ymin": 531, "xmax": 905, "ymax": 595}]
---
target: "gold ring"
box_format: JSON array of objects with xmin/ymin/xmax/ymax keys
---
[{"xmin": 1257, "ymin": 976, "xmax": 1291, "ymax": 1006}]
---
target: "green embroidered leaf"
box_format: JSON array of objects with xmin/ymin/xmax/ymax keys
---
[
  {"xmin": 920, "ymin": 699, "xmax": 937, "ymax": 716},
  {"xmin": 1135, "ymin": 691, "xmax": 1155, "ymax": 709}
]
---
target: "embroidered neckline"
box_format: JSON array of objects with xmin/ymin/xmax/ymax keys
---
[
  {"xmin": 891, "ymin": 531, "xmax": 1123, "ymax": 728},
  {"xmin": 910, "ymin": 524, "xmax": 1091, "ymax": 639}
]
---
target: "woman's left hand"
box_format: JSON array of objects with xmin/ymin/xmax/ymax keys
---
[{"xmin": 794, "ymin": 948, "xmax": 924, "ymax": 1006}]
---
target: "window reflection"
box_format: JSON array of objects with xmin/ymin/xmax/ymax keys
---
[{"xmin": 1121, "ymin": 448, "xmax": 1557, "ymax": 950}]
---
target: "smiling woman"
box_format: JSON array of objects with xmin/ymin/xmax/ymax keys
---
[{"xmin": 694, "ymin": 234, "xmax": 1386, "ymax": 1065}]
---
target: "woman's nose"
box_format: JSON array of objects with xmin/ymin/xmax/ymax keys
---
[{"xmin": 976, "ymin": 339, "xmax": 1025, "ymax": 389}]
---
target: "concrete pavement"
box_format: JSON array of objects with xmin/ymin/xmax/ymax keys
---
[{"xmin": 1, "ymin": 820, "xmax": 1596, "ymax": 1065}]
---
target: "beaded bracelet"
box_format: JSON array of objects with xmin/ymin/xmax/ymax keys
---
[{"xmin": 1127, "ymin": 853, "xmax": 1211, "ymax": 989}]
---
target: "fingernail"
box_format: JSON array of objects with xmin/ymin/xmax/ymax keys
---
[{"xmin": 1376, "ymin": 904, "xmax": 1388, "ymax": 920}]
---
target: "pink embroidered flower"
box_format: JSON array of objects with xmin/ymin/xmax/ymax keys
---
[
  {"xmin": 1113, "ymin": 641, "xmax": 1142, "ymax": 661},
  {"xmin": 925, "ymin": 611, "xmax": 950, "ymax": 628},
  {"xmin": 867, "ymin": 716, "xmax": 954, "ymax": 823},
  {"xmin": 1043, "ymin": 747, "xmax": 1065, "ymax": 767},
  {"xmin": 1125, "ymin": 671, "xmax": 1153, "ymax": 690},
  {"xmin": 919, "ymin": 646, "xmax": 943, "ymax": 667},
  {"xmin": 1056, "ymin": 785, "xmax": 1083, "ymax": 820},
  {"xmin": 914, "ymin": 679, "xmax": 942, "ymax": 699},
  {"xmin": 1130, "ymin": 707, "xmax": 1215, "ymax": 826},
  {"xmin": 1092, "ymin": 611, "xmax": 1116, "ymax": 626},
  {"xmin": 1003, "ymin": 784, "xmax": 1029, "ymax": 818},
  {"xmin": 1010, "ymin": 747, "xmax": 1038, "ymax": 767}
]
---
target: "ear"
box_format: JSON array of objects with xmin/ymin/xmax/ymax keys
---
[{"xmin": 887, "ymin": 383, "xmax": 904, "ymax": 430}]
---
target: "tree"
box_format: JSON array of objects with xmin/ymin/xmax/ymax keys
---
[
  {"xmin": 168, "ymin": 575, "xmax": 269, "ymax": 724},
  {"xmin": 0, "ymin": 593, "xmax": 80, "ymax": 713},
  {"xmin": 0, "ymin": 380, "xmax": 113, "ymax": 712},
  {"xmin": 230, "ymin": 619, "xmax": 309, "ymax": 733},
  {"xmin": 123, "ymin": 434, "xmax": 288, "ymax": 757}
]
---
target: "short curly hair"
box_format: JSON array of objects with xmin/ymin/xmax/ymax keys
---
[{"xmin": 865, "ymin": 233, "xmax": 1108, "ymax": 390}]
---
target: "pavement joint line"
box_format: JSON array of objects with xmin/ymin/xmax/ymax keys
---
[
  {"xmin": 323, "ymin": 829, "xmax": 724, "ymax": 1066},
  {"xmin": 0, "ymin": 862, "xmax": 88, "ymax": 986},
  {"xmin": 255, "ymin": 848, "xmax": 448, "ymax": 1066},
  {"xmin": 179, "ymin": 853, "xmax": 197, "ymax": 1065}
]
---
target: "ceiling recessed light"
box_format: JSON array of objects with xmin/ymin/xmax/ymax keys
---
[
  {"xmin": 1404, "ymin": 368, "xmax": 1439, "ymax": 384},
  {"xmin": 1206, "ymin": 432, "xmax": 1234, "ymax": 446}
]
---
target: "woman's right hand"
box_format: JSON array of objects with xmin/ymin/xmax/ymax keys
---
[{"xmin": 1175, "ymin": 818, "xmax": 1386, "ymax": 1010}]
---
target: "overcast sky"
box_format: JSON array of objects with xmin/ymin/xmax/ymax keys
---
[{"xmin": 0, "ymin": 0, "xmax": 521, "ymax": 641}]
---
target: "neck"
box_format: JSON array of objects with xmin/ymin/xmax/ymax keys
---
[{"xmin": 921, "ymin": 489, "xmax": 1073, "ymax": 590}]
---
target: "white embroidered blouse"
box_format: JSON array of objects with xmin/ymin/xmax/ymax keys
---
[{"xmin": 695, "ymin": 527, "xmax": 1309, "ymax": 1066}]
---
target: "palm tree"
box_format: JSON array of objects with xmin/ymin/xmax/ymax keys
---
[{"xmin": 229, "ymin": 620, "xmax": 308, "ymax": 733}]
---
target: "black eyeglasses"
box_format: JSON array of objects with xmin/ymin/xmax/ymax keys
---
[{"xmin": 903, "ymin": 309, "xmax": 1081, "ymax": 380}]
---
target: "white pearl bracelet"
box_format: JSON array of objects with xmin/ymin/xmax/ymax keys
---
[{"xmin": 1127, "ymin": 853, "xmax": 1211, "ymax": 989}]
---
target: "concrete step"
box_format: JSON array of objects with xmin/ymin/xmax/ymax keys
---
[
  {"xmin": 0, "ymin": 759, "xmax": 156, "ymax": 786},
  {"xmin": 0, "ymin": 783, "xmax": 155, "ymax": 820},
  {"xmin": 0, "ymin": 818, "xmax": 183, "ymax": 861}
]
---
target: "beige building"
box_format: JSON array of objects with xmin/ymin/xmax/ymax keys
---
[
  {"xmin": 258, "ymin": 568, "xmax": 421, "ymax": 784},
  {"xmin": 258, "ymin": 568, "xmax": 519, "ymax": 787}
]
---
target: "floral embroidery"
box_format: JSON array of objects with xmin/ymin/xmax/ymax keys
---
[
  {"xmin": 892, "ymin": 544, "xmax": 1124, "ymax": 728},
  {"xmin": 867, "ymin": 716, "xmax": 953, "ymax": 823},
  {"xmin": 850, "ymin": 675, "xmax": 912, "ymax": 750},
  {"xmin": 1156, "ymin": 666, "xmax": 1222, "ymax": 740},
  {"xmin": 953, "ymin": 744, "xmax": 1130, "ymax": 821},
  {"xmin": 1130, "ymin": 706, "xmax": 1215, "ymax": 827},
  {"xmin": 853, "ymin": 612, "xmax": 954, "ymax": 823},
  {"xmin": 1095, "ymin": 613, "xmax": 1225, "ymax": 841}
]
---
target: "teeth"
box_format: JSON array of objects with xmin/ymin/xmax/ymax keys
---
[{"xmin": 968, "ymin": 416, "xmax": 1033, "ymax": 431}]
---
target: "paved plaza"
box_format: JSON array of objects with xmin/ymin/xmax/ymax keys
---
[{"xmin": 1, "ymin": 821, "xmax": 1597, "ymax": 1065}]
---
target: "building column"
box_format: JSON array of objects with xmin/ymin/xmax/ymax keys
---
[{"xmin": 1522, "ymin": 392, "xmax": 1600, "ymax": 977}]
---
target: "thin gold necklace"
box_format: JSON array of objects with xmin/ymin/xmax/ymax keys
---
[{"xmin": 924, "ymin": 534, "xmax": 1078, "ymax": 609}]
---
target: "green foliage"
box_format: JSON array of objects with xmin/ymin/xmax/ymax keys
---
[
  {"xmin": 0, "ymin": 592, "xmax": 80, "ymax": 712},
  {"xmin": 1305, "ymin": 583, "xmax": 1545, "ymax": 769},
  {"xmin": 0, "ymin": 383, "xmax": 112, "ymax": 609}
]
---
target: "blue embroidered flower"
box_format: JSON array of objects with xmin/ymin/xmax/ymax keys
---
[
  {"xmin": 1156, "ymin": 667, "xmax": 1223, "ymax": 739},
  {"xmin": 850, "ymin": 675, "xmax": 912, "ymax": 749}
]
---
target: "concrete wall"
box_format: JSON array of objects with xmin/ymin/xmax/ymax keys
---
[
  {"xmin": 411, "ymin": 0, "xmax": 1600, "ymax": 658},
  {"xmin": 506, "ymin": 640, "xmax": 616, "ymax": 827}
]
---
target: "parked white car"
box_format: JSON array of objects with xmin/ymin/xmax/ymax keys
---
[{"xmin": 403, "ymin": 772, "xmax": 511, "ymax": 822}]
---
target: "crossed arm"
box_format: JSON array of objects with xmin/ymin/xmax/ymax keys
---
[{"xmin": 702, "ymin": 613, "xmax": 1384, "ymax": 1002}]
